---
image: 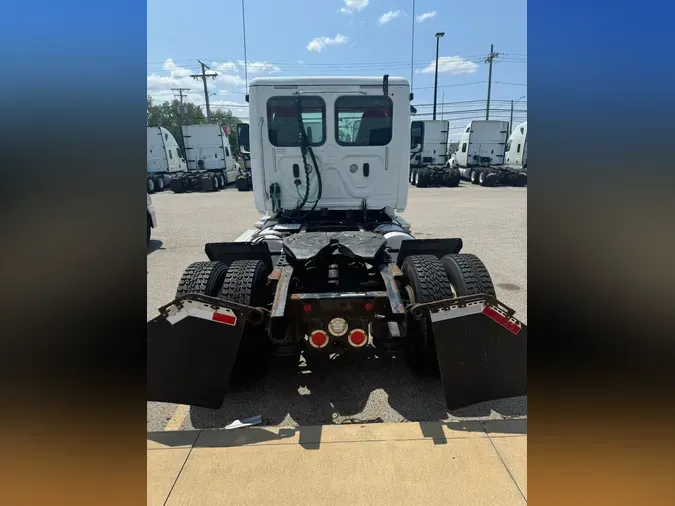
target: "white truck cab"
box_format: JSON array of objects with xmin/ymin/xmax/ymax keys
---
[
  {"xmin": 504, "ymin": 121, "xmax": 527, "ymax": 170},
  {"xmin": 147, "ymin": 127, "xmax": 187, "ymax": 173},
  {"xmin": 181, "ymin": 124, "xmax": 240, "ymax": 183},
  {"xmin": 246, "ymin": 76, "xmax": 411, "ymax": 216},
  {"xmin": 410, "ymin": 119, "xmax": 449, "ymax": 166}
]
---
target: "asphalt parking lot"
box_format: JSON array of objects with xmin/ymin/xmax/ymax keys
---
[{"xmin": 147, "ymin": 181, "xmax": 527, "ymax": 431}]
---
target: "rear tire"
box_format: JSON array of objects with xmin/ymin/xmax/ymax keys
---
[
  {"xmin": 170, "ymin": 177, "xmax": 185, "ymax": 193},
  {"xmin": 155, "ymin": 177, "xmax": 164, "ymax": 192},
  {"xmin": 417, "ymin": 169, "xmax": 428, "ymax": 188},
  {"xmin": 440, "ymin": 254, "xmax": 496, "ymax": 298},
  {"xmin": 175, "ymin": 261, "xmax": 229, "ymax": 298},
  {"xmin": 470, "ymin": 170, "xmax": 480, "ymax": 185},
  {"xmin": 479, "ymin": 171, "xmax": 486, "ymax": 186},
  {"xmin": 147, "ymin": 177, "xmax": 155, "ymax": 194},
  {"xmin": 199, "ymin": 175, "xmax": 213, "ymax": 192},
  {"xmin": 514, "ymin": 173, "xmax": 527, "ymax": 187},
  {"xmin": 219, "ymin": 260, "xmax": 272, "ymax": 383},
  {"xmin": 401, "ymin": 254, "xmax": 454, "ymax": 376}
]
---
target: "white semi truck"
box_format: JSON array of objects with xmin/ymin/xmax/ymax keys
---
[
  {"xmin": 181, "ymin": 124, "xmax": 240, "ymax": 183},
  {"xmin": 168, "ymin": 124, "xmax": 239, "ymax": 193},
  {"xmin": 409, "ymin": 119, "xmax": 460, "ymax": 187},
  {"xmin": 449, "ymin": 120, "xmax": 526, "ymax": 187},
  {"xmin": 504, "ymin": 121, "xmax": 527, "ymax": 171},
  {"xmin": 146, "ymin": 75, "xmax": 528, "ymax": 412},
  {"xmin": 147, "ymin": 127, "xmax": 187, "ymax": 193}
]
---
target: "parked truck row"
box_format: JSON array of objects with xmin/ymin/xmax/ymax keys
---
[
  {"xmin": 409, "ymin": 119, "xmax": 528, "ymax": 188},
  {"xmin": 147, "ymin": 124, "xmax": 253, "ymax": 194}
]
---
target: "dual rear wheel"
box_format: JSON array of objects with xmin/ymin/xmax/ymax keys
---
[
  {"xmin": 175, "ymin": 259, "xmax": 271, "ymax": 384},
  {"xmin": 401, "ymin": 253, "xmax": 496, "ymax": 376}
]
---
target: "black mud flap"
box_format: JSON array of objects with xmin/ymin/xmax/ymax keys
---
[
  {"xmin": 147, "ymin": 294, "xmax": 266, "ymax": 409},
  {"xmin": 410, "ymin": 295, "xmax": 527, "ymax": 410}
]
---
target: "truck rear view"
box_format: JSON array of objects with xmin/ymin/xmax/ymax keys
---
[
  {"xmin": 409, "ymin": 120, "xmax": 460, "ymax": 187},
  {"xmin": 452, "ymin": 120, "xmax": 526, "ymax": 187}
]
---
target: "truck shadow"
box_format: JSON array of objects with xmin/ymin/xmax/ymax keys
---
[{"xmin": 189, "ymin": 350, "xmax": 526, "ymax": 430}]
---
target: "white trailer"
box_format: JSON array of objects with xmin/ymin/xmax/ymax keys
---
[
  {"xmin": 409, "ymin": 119, "xmax": 460, "ymax": 187},
  {"xmin": 147, "ymin": 127, "xmax": 187, "ymax": 193},
  {"xmin": 181, "ymin": 124, "xmax": 240, "ymax": 184},
  {"xmin": 504, "ymin": 121, "xmax": 527, "ymax": 170},
  {"xmin": 450, "ymin": 120, "xmax": 526, "ymax": 187}
]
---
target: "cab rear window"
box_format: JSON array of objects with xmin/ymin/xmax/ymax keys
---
[
  {"xmin": 336, "ymin": 96, "xmax": 393, "ymax": 146},
  {"xmin": 267, "ymin": 96, "xmax": 325, "ymax": 147}
]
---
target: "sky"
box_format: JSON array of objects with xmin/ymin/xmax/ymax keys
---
[{"xmin": 148, "ymin": 0, "xmax": 526, "ymax": 140}]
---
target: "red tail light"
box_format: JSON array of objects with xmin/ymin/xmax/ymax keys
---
[
  {"xmin": 309, "ymin": 330, "xmax": 329, "ymax": 349},
  {"xmin": 348, "ymin": 329, "xmax": 368, "ymax": 348}
]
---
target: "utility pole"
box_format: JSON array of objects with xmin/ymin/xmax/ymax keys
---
[
  {"xmin": 191, "ymin": 61, "xmax": 218, "ymax": 122},
  {"xmin": 483, "ymin": 44, "xmax": 500, "ymax": 120},
  {"xmin": 172, "ymin": 88, "xmax": 191, "ymax": 125},
  {"xmin": 433, "ymin": 32, "xmax": 445, "ymax": 120},
  {"xmin": 509, "ymin": 100, "xmax": 514, "ymax": 133}
]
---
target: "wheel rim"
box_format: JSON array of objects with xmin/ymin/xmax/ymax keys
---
[
  {"xmin": 148, "ymin": 179, "xmax": 154, "ymax": 191},
  {"xmin": 480, "ymin": 172, "xmax": 485, "ymax": 183},
  {"xmin": 414, "ymin": 172, "xmax": 419, "ymax": 185},
  {"xmin": 157, "ymin": 178, "xmax": 163, "ymax": 189}
]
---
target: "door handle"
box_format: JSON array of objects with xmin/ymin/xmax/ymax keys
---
[
  {"xmin": 292, "ymin": 163, "xmax": 300, "ymax": 178},
  {"xmin": 363, "ymin": 163, "xmax": 370, "ymax": 177}
]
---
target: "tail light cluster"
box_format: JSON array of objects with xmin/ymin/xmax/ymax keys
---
[{"xmin": 307, "ymin": 318, "xmax": 368, "ymax": 349}]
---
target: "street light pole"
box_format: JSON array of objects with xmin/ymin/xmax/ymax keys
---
[{"xmin": 433, "ymin": 32, "xmax": 445, "ymax": 120}]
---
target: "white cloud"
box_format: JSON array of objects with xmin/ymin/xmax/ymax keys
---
[
  {"xmin": 236, "ymin": 60, "xmax": 281, "ymax": 74},
  {"xmin": 307, "ymin": 34, "xmax": 349, "ymax": 52},
  {"xmin": 211, "ymin": 61, "xmax": 238, "ymax": 73},
  {"xmin": 416, "ymin": 11, "xmax": 436, "ymax": 23},
  {"xmin": 416, "ymin": 56, "xmax": 479, "ymax": 75},
  {"xmin": 378, "ymin": 10, "xmax": 405, "ymax": 25},
  {"xmin": 339, "ymin": 7, "xmax": 352, "ymax": 14},
  {"xmin": 297, "ymin": 60, "xmax": 304, "ymax": 64},
  {"xmin": 147, "ymin": 58, "xmax": 247, "ymax": 104},
  {"xmin": 210, "ymin": 100, "xmax": 248, "ymax": 108},
  {"xmin": 342, "ymin": 0, "xmax": 369, "ymax": 12},
  {"xmin": 215, "ymin": 74, "xmax": 247, "ymax": 87}
]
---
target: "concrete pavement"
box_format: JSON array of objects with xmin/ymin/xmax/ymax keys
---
[{"xmin": 148, "ymin": 419, "xmax": 527, "ymax": 505}]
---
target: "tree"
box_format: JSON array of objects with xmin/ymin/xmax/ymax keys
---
[{"xmin": 146, "ymin": 96, "xmax": 206, "ymax": 152}]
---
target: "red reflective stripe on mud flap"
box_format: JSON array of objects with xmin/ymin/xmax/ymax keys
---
[
  {"xmin": 482, "ymin": 305, "xmax": 521, "ymax": 335},
  {"xmin": 212, "ymin": 311, "xmax": 237, "ymax": 326}
]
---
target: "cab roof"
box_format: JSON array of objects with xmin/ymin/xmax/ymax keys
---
[{"xmin": 249, "ymin": 76, "xmax": 410, "ymax": 88}]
